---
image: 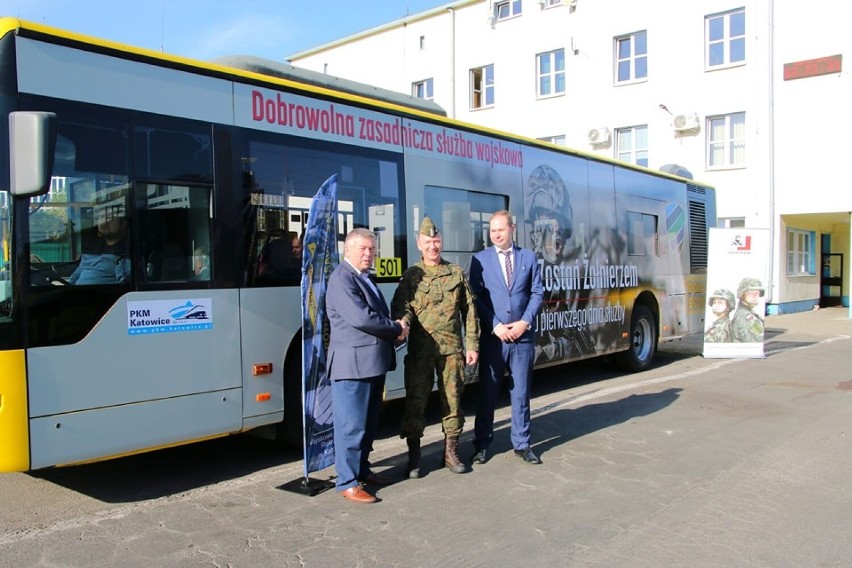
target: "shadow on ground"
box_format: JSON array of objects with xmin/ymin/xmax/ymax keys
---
[
  {"xmin": 30, "ymin": 345, "xmax": 695, "ymax": 503},
  {"xmin": 29, "ymin": 434, "xmax": 302, "ymax": 503}
]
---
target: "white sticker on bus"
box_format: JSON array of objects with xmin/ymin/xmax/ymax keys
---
[{"xmin": 127, "ymin": 298, "xmax": 213, "ymax": 335}]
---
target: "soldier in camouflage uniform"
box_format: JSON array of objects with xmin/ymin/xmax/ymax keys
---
[
  {"xmin": 704, "ymin": 288, "xmax": 735, "ymax": 343},
  {"xmin": 731, "ymin": 277, "xmax": 765, "ymax": 343},
  {"xmin": 391, "ymin": 217, "xmax": 479, "ymax": 477}
]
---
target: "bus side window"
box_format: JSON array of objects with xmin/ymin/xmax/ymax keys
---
[
  {"xmin": 140, "ymin": 183, "xmax": 211, "ymax": 283},
  {"xmin": 423, "ymin": 185, "xmax": 507, "ymax": 264}
]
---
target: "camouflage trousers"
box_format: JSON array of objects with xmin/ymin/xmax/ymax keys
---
[{"xmin": 400, "ymin": 344, "xmax": 466, "ymax": 439}]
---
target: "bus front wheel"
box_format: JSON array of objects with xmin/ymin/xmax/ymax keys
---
[{"xmin": 616, "ymin": 304, "xmax": 657, "ymax": 372}]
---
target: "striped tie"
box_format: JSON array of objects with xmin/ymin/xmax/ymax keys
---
[{"xmin": 502, "ymin": 249, "xmax": 512, "ymax": 288}]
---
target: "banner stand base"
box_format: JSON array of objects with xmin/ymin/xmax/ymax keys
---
[{"xmin": 277, "ymin": 476, "xmax": 336, "ymax": 497}]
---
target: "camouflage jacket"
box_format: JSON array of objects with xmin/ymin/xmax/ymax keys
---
[
  {"xmin": 731, "ymin": 304, "xmax": 764, "ymax": 343},
  {"xmin": 704, "ymin": 315, "xmax": 732, "ymax": 343},
  {"xmin": 391, "ymin": 259, "xmax": 479, "ymax": 355}
]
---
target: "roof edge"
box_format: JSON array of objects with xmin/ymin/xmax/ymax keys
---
[{"xmin": 287, "ymin": 0, "xmax": 481, "ymax": 62}]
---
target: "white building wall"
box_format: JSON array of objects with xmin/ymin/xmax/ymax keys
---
[
  {"xmin": 289, "ymin": 0, "xmax": 850, "ymax": 313},
  {"xmin": 774, "ymin": 0, "xmax": 851, "ymax": 215}
]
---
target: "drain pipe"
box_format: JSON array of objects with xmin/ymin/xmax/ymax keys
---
[
  {"xmin": 447, "ymin": 7, "xmax": 456, "ymax": 119},
  {"xmin": 765, "ymin": 0, "xmax": 776, "ymax": 310}
]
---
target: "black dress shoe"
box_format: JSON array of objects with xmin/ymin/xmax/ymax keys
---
[
  {"xmin": 471, "ymin": 448, "xmax": 488, "ymax": 465},
  {"xmin": 360, "ymin": 471, "xmax": 394, "ymax": 486},
  {"xmin": 514, "ymin": 448, "xmax": 542, "ymax": 464}
]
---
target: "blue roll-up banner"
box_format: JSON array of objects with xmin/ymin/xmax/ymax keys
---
[{"xmin": 300, "ymin": 174, "xmax": 339, "ymax": 475}]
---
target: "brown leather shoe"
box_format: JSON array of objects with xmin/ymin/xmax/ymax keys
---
[{"xmin": 341, "ymin": 486, "xmax": 377, "ymax": 503}]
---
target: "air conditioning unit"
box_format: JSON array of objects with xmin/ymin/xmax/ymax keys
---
[
  {"xmin": 673, "ymin": 113, "xmax": 700, "ymax": 132},
  {"xmin": 587, "ymin": 127, "xmax": 611, "ymax": 145}
]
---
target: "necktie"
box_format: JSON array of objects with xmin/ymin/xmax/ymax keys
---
[{"xmin": 501, "ymin": 249, "xmax": 513, "ymax": 288}]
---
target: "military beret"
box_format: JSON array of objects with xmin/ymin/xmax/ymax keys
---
[{"xmin": 419, "ymin": 216, "xmax": 440, "ymax": 237}]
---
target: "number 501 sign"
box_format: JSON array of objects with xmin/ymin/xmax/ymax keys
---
[{"xmin": 375, "ymin": 257, "xmax": 402, "ymax": 278}]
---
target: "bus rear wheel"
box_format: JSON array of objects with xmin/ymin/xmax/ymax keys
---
[{"xmin": 616, "ymin": 304, "xmax": 657, "ymax": 372}]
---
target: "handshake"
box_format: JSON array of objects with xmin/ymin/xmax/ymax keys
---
[{"xmin": 395, "ymin": 319, "xmax": 410, "ymax": 344}]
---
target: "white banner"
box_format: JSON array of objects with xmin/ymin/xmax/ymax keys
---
[{"xmin": 703, "ymin": 228, "xmax": 769, "ymax": 359}]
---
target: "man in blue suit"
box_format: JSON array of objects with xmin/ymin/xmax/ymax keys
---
[
  {"xmin": 469, "ymin": 210, "xmax": 544, "ymax": 465},
  {"xmin": 326, "ymin": 228, "xmax": 408, "ymax": 503}
]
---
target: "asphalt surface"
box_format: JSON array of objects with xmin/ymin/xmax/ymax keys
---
[{"xmin": 1, "ymin": 307, "xmax": 851, "ymax": 567}]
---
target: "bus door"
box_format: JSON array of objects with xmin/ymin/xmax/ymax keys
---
[{"xmin": 22, "ymin": 110, "xmax": 244, "ymax": 469}]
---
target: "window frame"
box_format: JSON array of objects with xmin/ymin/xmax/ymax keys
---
[
  {"xmin": 470, "ymin": 64, "xmax": 495, "ymax": 110},
  {"xmin": 705, "ymin": 8, "xmax": 746, "ymax": 70},
  {"xmin": 706, "ymin": 112, "xmax": 746, "ymax": 170},
  {"xmin": 536, "ymin": 48, "xmax": 566, "ymax": 98},
  {"xmin": 615, "ymin": 125, "xmax": 649, "ymax": 167},
  {"xmin": 412, "ymin": 78, "xmax": 434, "ymax": 100},
  {"xmin": 786, "ymin": 228, "xmax": 815, "ymax": 276},
  {"xmin": 614, "ymin": 30, "xmax": 648, "ymax": 85},
  {"xmin": 494, "ymin": 0, "xmax": 522, "ymax": 21}
]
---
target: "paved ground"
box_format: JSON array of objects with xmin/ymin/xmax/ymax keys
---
[{"xmin": 1, "ymin": 307, "xmax": 851, "ymax": 567}]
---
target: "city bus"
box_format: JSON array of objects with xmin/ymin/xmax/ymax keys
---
[{"xmin": 0, "ymin": 18, "xmax": 715, "ymax": 472}]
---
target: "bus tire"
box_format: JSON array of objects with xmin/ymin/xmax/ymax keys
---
[
  {"xmin": 277, "ymin": 344, "xmax": 304, "ymax": 449},
  {"xmin": 616, "ymin": 304, "xmax": 657, "ymax": 372}
]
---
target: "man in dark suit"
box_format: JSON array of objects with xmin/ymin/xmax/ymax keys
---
[
  {"xmin": 326, "ymin": 228, "xmax": 408, "ymax": 503},
  {"xmin": 468, "ymin": 210, "xmax": 544, "ymax": 465}
]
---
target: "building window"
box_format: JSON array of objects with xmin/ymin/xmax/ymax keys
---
[
  {"xmin": 707, "ymin": 112, "xmax": 745, "ymax": 169},
  {"xmin": 412, "ymin": 78, "xmax": 434, "ymax": 100},
  {"xmin": 470, "ymin": 65, "xmax": 495, "ymax": 109},
  {"xmin": 787, "ymin": 228, "xmax": 815, "ymax": 275},
  {"xmin": 706, "ymin": 8, "xmax": 745, "ymax": 69},
  {"xmin": 537, "ymin": 49, "xmax": 565, "ymax": 97},
  {"xmin": 494, "ymin": 0, "xmax": 522, "ymax": 20},
  {"xmin": 616, "ymin": 125, "xmax": 648, "ymax": 167},
  {"xmin": 538, "ymin": 134, "xmax": 566, "ymax": 146},
  {"xmin": 615, "ymin": 30, "xmax": 647, "ymax": 84},
  {"xmin": 419, "ymin": 35, "xmax": 426, "ymax": 50}
]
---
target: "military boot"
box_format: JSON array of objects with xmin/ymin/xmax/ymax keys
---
[
  {"xmin": 406, "ymin": 438, "xmax": 421, "ymax": 479},
  {"xmin": 444, "ymin": 435, "xmax": 469, "ymax": 474}
]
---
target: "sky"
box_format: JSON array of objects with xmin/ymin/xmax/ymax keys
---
[{"xmin": 0, "ymin": 0, "xmax": 452, "ymax": 62}]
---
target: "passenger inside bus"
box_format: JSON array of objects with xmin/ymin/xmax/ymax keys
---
[
  {"xmin": 290, "ymin": 231, "xmax": 303, "ymax": 267},
  {"xmin": 191, "ymin": 246, "xmax": 210, "ymax": 281},
  {"xmin": 59, "ymin": 206, "xmax": 131, "ymax": 285},
  {"xmin": 256, "ymin": 230, "xmax": 301, "ymax": 284}
]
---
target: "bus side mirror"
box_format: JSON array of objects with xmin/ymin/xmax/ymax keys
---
[{"xmin": 9, "ymin": 111, "xmax": 57, "ymax": 196}]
